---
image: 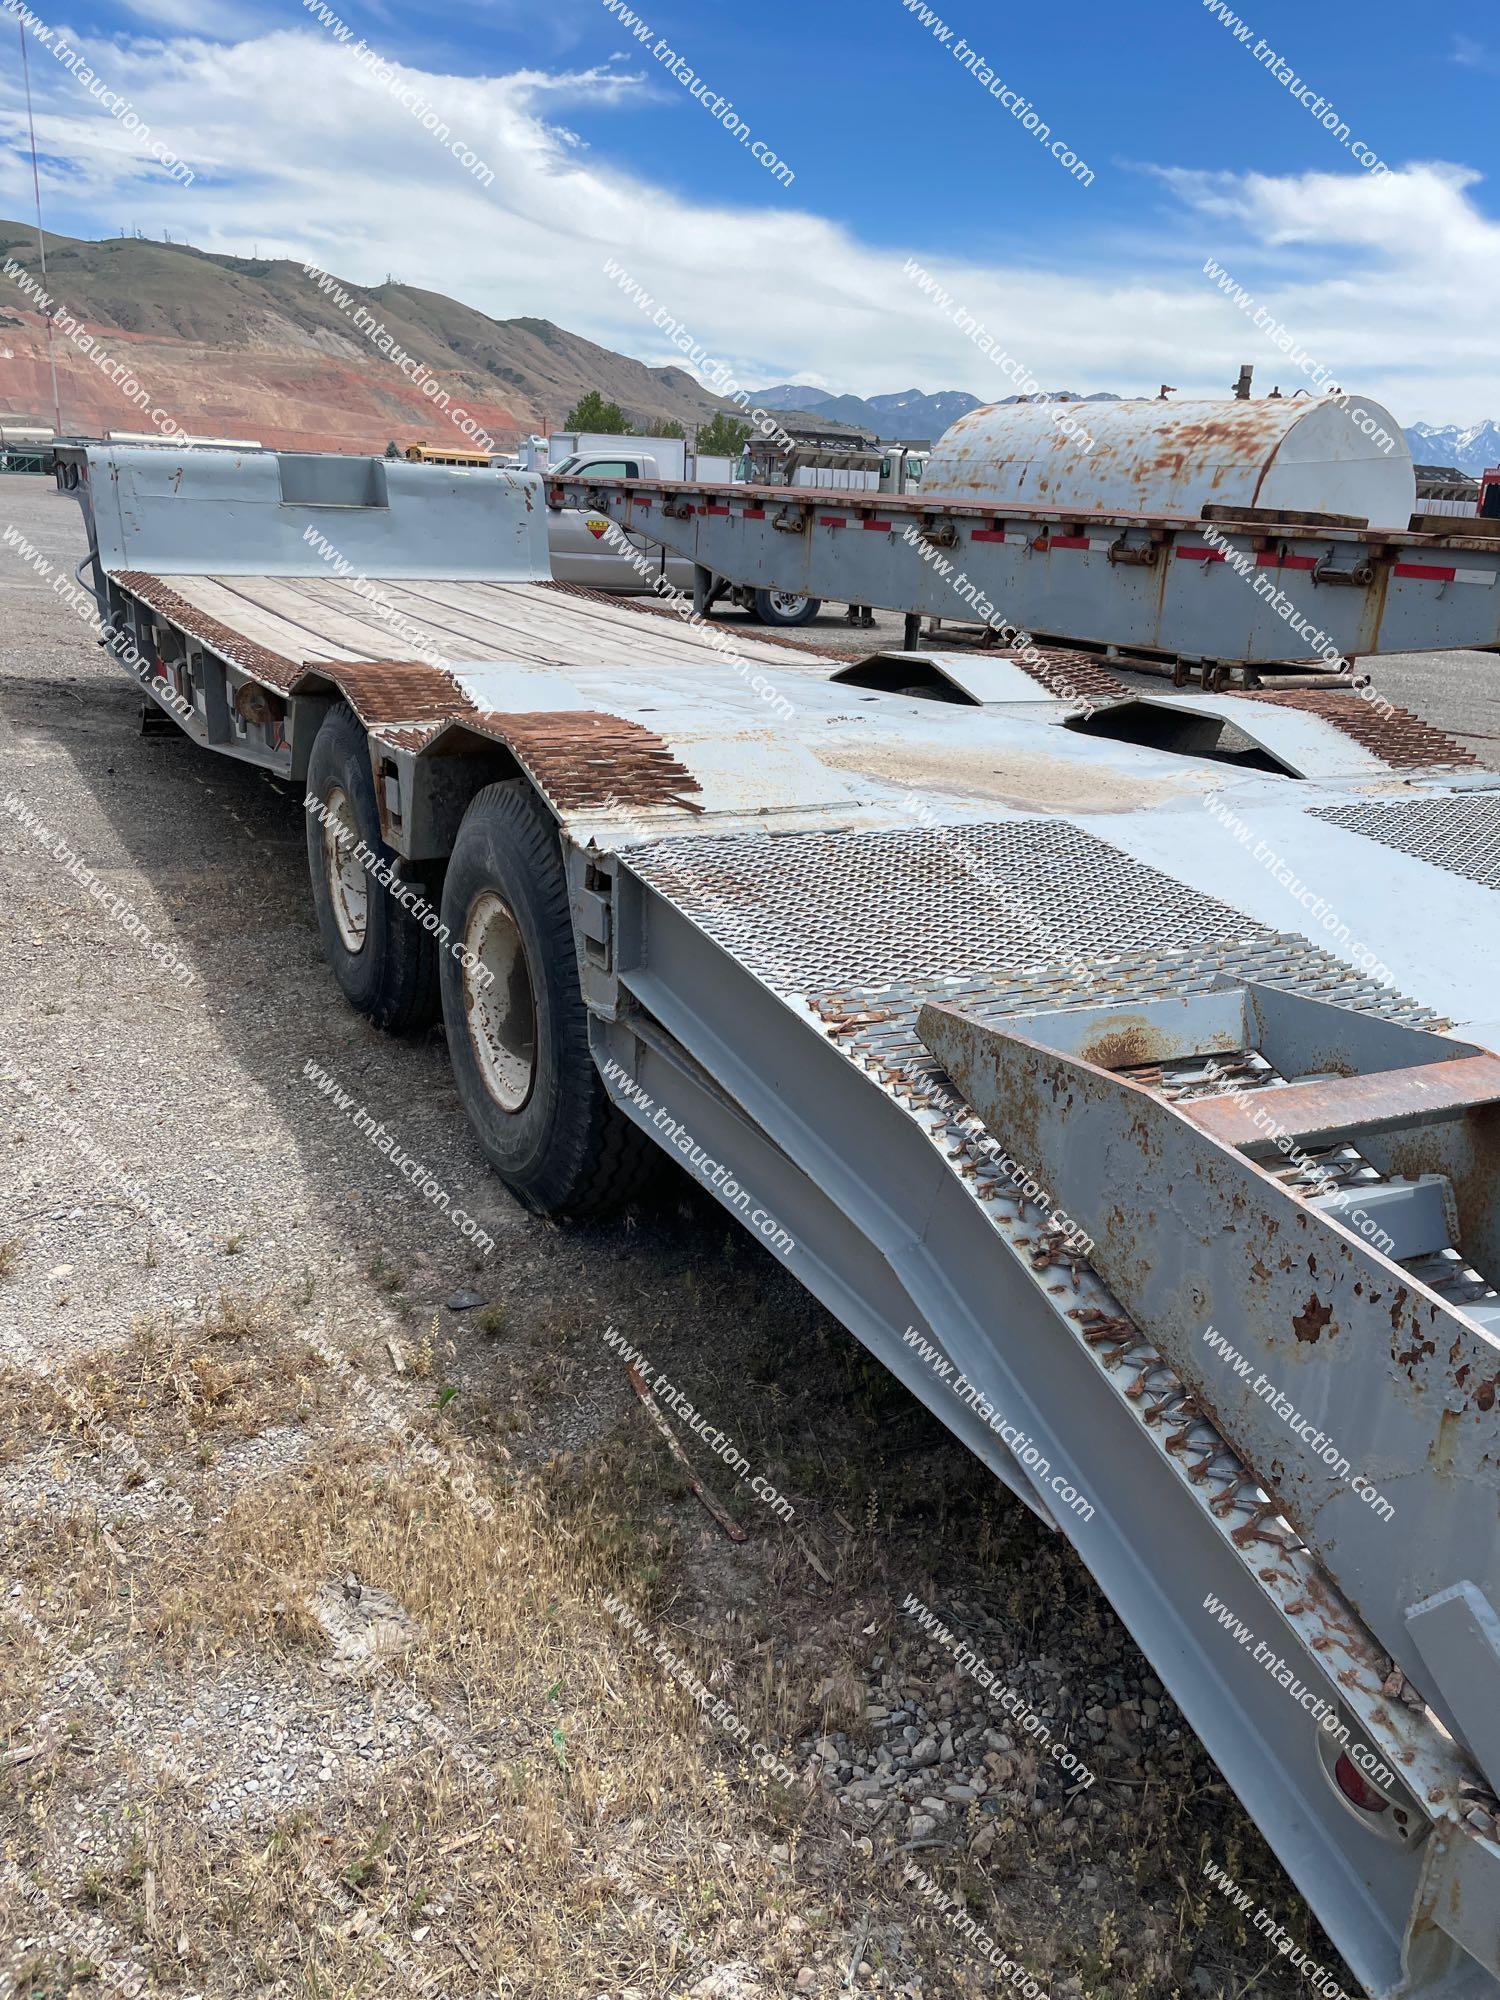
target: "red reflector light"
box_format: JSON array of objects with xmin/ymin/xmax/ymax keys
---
[{"xmin": 1334, "ymin": 1754, "xmax": 1389, "ymax": 1813}]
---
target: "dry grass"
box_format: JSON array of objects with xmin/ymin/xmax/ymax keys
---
[
  {"xmin": 0, "ymin": 1301, "xmax": 835, "ymax": 1998},
  {"xmin": 0, "ymin": 1271, "xmax": 1353, "ymax": 2000},
  {"xmin": 0, "ymin": 1291, "xmax": 326, "ymax": 1475},
  {"xmin": 1, "ymin": 1501, "xmax": 819, "ymax": 1995}
]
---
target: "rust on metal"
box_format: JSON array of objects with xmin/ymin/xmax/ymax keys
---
[
  {"xmin": 287, "ymin": 659, "xmax": 477, "ymax": 725},
  {"xmin": 376, "ymin": 721, "xmax": 450, "ymax": 753},
  {"xmin": 1232, "ymin": 688, "xmax": 1478, "ymax": 769},
  {"xmin": 462, "ymin": 709, "xmax": 704, "ymax": 814},
  {"xmin": 1008, "ymin": 646, "xmax": 1134, "ymax": 708},
  {"xmin": 111, "ymin": 580, "xmax": 481, "ymax": 726},
  {"xmin": 561, "ymin": 474, "xmax": 1499, "ymax": 550},
  {"xmin": 924, "ymin": 402, "xmax": 1299, "ymax": 513},
  {"xmin": 1293, "ymin": 1297, "xmax": 1335, "ymax": 1344},
  {"xmin": 1202, "ymin": 502, "xmax": 1370, "ymax": 530},
  {"xmin": 1187, "ymin": 1056, "xmax": 1500, "ymax": 1154},
  {"xmin": 114, "ymin": 570, "xmax": 299, "ymax": 691}
]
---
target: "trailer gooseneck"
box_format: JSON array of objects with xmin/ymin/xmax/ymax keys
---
[{"xmin": 57, "ymin": 435, "xmax": 1500, "ymax": 1999}]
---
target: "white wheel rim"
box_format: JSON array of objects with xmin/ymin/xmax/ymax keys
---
[
  {"xmin": 322, "ymin": 784, "xmax": 368, "ymax": 953},
  {"xmin": 768, "ymin": 592, "xmax": 807, "ymax": 617},
  {"xmin": 464, "ymin": 890, "xmax": 537, "ymax": 1113}
]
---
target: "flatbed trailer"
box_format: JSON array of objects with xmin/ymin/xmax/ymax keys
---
[
  {"xmin": 547, "ymin": 470, "xmax": 1500, "ymax": 672},
  {"xmin": 56, "ymin": 441, "xmax": 1500, "ymax": 1998}
]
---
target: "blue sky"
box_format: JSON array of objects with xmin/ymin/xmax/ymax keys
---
[
  {"xmin": 556, "ymin": 0, "xmax": 1498, "ymax": 264},
  {"xmin": 2, "ymin": 0, "xmax": 1497, "ymax": 423}
]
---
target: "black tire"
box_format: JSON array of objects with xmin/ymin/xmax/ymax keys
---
[
  {"xmin": 753, "ymin": 587, "xmax": 820, "ymax": 627},
  {"xmin": 305, "ymin": 705, "xmax": 440, "ymax": 1030},
  {"xmin": 438, "ymin": 781, "xmax": 655, "ymax": 1217}
]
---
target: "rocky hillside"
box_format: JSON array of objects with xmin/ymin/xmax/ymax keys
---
[{"xmin": 0, "ymin": 221, "xmax": 732, "ymax": 452}]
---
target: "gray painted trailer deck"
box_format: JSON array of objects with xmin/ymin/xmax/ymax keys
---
[{"xmin": 60, "ymin": 443, "xmax": 1500, "ymax": 1999}]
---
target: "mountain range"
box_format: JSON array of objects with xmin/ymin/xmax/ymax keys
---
[
  {"xmin": 752, "ymin": 385, "xmax": 991, "ymax": 437},
  {"xmin": 753, "ymin": 384, "xmax": 1138, "ymax": 441},
  {"xmin": 1, "ymin": 222, "xmax": 1492, "ymax": 473},
  {"xmin": 0, "ymin": 220, "xmax": 733, "ymax": 451},
  {"xmin": 756, "ymin": 385, "xmax": 1499, "ymax": 474},
  {"xmin": 1404, "ymin": 422, "xmax": 1500, "ymax": 477}
]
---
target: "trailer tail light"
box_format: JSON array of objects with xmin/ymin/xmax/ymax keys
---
[
  {"xmin": 1316, "ymin": 1732, "xmax": 1420, "ymax": 1846},
  {"xmin": 1334, "ymin": 1753, "xmax": 1389, "ymax": 1814}
]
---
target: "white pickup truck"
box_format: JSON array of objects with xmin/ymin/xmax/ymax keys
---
[{"xmin": 547, "ymin": 440, "xmax": 821, "ymax": 625}]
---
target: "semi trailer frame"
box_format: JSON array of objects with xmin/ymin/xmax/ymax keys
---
[
  {"xmin": 51, "ymin": 440, "xmax": 1500, "ymax": 1998},
  {"xmin": 547, "ymin": 468, "xmax": 1500, "ymax": 672}
]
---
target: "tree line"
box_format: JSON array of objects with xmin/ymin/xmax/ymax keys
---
[{"xmin": 564, "ymin": 390, "xmax": 749, "ymax": 458}]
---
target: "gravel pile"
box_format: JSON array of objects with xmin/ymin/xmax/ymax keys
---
[{"xmin": 797, "ymin": 1595, "xmax": 1193, "ymax": 1854}]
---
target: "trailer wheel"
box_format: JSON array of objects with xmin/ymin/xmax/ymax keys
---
[
  {"xmin": 439, "ymin": 781, "xmax": 654, "ymax": 1217},
  {"xmin": 753, "ymin": 588, "xmax": 820, "ymax": 627},
  {"xmin": 305, "ymin": 705, "xmax": 440, "ymax": 1030}
]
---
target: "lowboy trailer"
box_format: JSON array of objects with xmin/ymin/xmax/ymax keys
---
[{"xmin": 56, "ymin": 437, "xmax": 1500, "ymax": 1997}]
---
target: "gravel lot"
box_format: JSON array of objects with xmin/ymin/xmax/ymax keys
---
[{"xmin": 4, "ymin": 467, "xmax": 1492, "ymax": 1999}]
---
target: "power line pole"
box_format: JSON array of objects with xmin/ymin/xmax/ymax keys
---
[{"xmin": 17, "ymin": 16, "xmax": 62, "ymax": 436}]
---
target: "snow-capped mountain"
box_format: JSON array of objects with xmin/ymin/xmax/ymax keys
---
[
  {"xmin": 866, "ymin": 388, "xmax": 985, "ymax": 429},
  {"xmin": 1403, "ymin": 422, "xmax": 1500, "ymax": 476},
  {"xmin": 750, "ymin": 383, "xmax": 841, "ymax": 412},
  {"xmin": 748, "ymin": 382, "xmax": 1500, "ymax": 461}
]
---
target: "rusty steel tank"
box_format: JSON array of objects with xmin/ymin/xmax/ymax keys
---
[{"xmin": 923, "ymin": 395, "xmax": 1416, "ymax": 527}]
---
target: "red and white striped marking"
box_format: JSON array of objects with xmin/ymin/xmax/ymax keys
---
[
  {"xmin": 1017, "ymin": 530, "xmax": 1118, "ymax": 553},
  {"xmin": 1393, "ymin": 561, "xmax": 1495, "ymax": 587},
  {"xmin": 676, "ymin": 501, "xmax": 1498, "ymax": 591}
]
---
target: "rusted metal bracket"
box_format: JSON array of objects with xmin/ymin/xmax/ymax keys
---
[
  {"xmin": 917, "ymin": 980, "xmax": 1500, "ymax": 1765},
  {"xmin": 1186, "ymin": 1055, "xmax": 1500, "ymax": 1153},
  {"xmin": 1107, "ymin": 535, "xmax": 1162, "ymax": 568},
  {"xmin": 1407, "ymin": 1584, "xmax": 1500, "ymax": 1796},
  {"xmin": 1413, "ymin": 1816, "xmax": 1500, "ymax": 1980},
  {"xmin": 916, "ymin": 520, "xmax": 959, "ymax": 549},
  {"xmin": 1312, "ymin": 550, "xmax": 1377, "ymax": 587}
]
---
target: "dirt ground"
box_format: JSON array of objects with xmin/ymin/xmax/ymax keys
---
[{"xmin": 4, "ymin": 467, "xmax": 1486, "ymax": 2000}]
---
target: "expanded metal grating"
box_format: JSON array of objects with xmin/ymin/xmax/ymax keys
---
[
  {"xmin": 809, "ymin": 936, "xmax": 1442, "ymax": 1170},
  {"xmin": 1233, "ymin": 689, "xmax": 1477, "ymax": 770},
  {"xmin": 291, "ymin": 658, "xmax": 476, "ymax": 724},
  {"xmin": 1311, "ymin": 794, "xmax": 1500, "ymax": 892},
  {"xmin": 471, "ymin": 711, "xmax": 703, "ymax": 814},
  {"xmin": 117, "ymin": 571, "xmax": 300, "ymax": 692},
  {"xmin": 628, "ymin": 818, "xmax": 1292, "ymax": 995}
]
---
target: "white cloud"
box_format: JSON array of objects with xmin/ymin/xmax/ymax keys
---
[
  {"xmin": 0, "ymin": 23, "xmax": 1493, "ymax": 427},
  {"xmin": 1450, "ymin": 34, "xmax": 1500, "ymax": 73},
  {"xmin": 1153, "ymin": 160, "xmax": 1491, "ymax": 264}
]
